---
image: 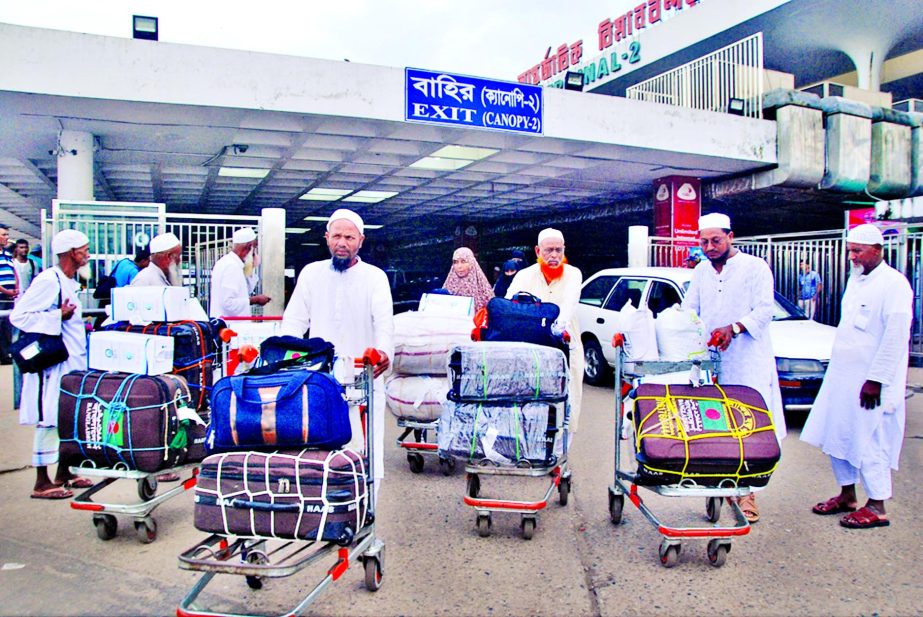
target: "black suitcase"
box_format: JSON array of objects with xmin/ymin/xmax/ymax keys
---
[
  {"xmin": 58, "ymin": 371, "xmax": 200, "ymax": 472},
  {"xmin": 194, "ymin": 449, "xmax": 370, "ymax": 545}
]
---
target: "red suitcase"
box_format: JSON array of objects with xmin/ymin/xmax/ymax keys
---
[
  {"xmin": 632, "ymin": 383, "xmax": 780, "ymax": 487},
  {"xmin": 193, "ymin": 449, "xmax": 369, "ymax": 545}
]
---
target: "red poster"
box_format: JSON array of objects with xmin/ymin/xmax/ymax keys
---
[{"xmin": 653, "ymin": 176, "xmax": 700, "ymax": 266}]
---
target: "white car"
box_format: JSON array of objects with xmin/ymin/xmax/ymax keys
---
[{"xmin": 577, "ymin": 267, "xmax": 837, "ymax": 412}]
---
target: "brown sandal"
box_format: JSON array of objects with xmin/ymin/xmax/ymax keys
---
[{"xmin": 738, "ymin": 494, "xmax": 760, "ymax": 523}]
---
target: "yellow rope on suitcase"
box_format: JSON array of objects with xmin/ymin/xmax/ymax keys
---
[{"xmin": 633, "ymin": 384, "xmax": 778, "ymax": 483}]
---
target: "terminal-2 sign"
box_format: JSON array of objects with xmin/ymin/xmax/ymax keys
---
[{"xmin": 405, "ymin": 68, "xmax": 543, "ymax": 135}]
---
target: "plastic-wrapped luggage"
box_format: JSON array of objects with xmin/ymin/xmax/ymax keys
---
[
  {"xmin": 101, "ymin": 319, "xmax": 224, "ymax": 410},
  {"xmin": 58, "ymin": 371, "xmax": 205, "ymax": 472},
  {"xmin": 385, "ymin": 375, "xmax": 448, "ymax": 421},
  {"xmin": 654, "ymin": 305, "xmax": 707, "ymax": 361},
  {"xmin": 392, "ymin": 311, "xmax": 472, "ymax": 375},
  {"xmin": 448, "ymin": 342, "xmax": 568, "ymax": 402},
  {"xmin": 207, "ymin": 369, "xmax": 351, "ymax": 454},
  {"xmin": 193, "ymin": 449, "xmax": 369, "ymax": 544},
  {"xmin": 632, "ymin": 383, "xmax": 780, "ymax": 487},
  {"xmin": 437, "ymin": 399, "xmax": 563, "ymax": 467}
]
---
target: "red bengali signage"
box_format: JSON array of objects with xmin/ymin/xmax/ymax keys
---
[
  {"xmin": 654, "ymin": 176, "xmax": 701, "ymax": 266},
  {"xmin": 519, "ymin": 0, "xmax": 701, "ymax": 85}
]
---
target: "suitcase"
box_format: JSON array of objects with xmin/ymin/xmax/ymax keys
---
[
  {"xmin": 102, "ymin": 319, "xmax": 223, "ymax": 410},
  {"xmin": 480, "ymin": 293, "xmax": 569, "ymax": 360},
  {"xmin": 193, "ymin": 449, "xmax": 369, "ymax": 544},
  {"xmin": 632, "ymin": 383, "xmax": 781, "ymax": 487},
  {"xmin": 392, "ymin": 311, "xmax": 472, "ymax": 375},
  {"xmin": 448, "ymin": 342, "xmax": 568, "ymax": 402},
  {"xmin": 437, "ymin": 399, "xmax": 564, "ymax": 467},
  {"xmin": 207, "ymin": 369, "xmax": 351, "ymax": 454},
  {"xmin": 385, "ymin": 374, "xmax": 447, "ymax": 421},
  {"xmin": 58, "ymin": 371, "xmax": 201, "ymax": 472}
]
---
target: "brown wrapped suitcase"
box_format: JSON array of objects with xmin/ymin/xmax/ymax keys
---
[
  {"xmin": 193, "ymin": 449, "xmax": 370, "ymax": 545},
  {"xmin": 59, "ymin": 371, "xmax": 200, "ymax": 472},
  {"xmin": 632, "ymin": 383, "xmax": 780, "ymax": 487}
]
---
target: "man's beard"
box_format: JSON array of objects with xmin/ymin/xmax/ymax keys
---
[
  {"xmin": 77, "ymin": 263, "xmax": 92, "ymax": 281},
  {"xmin": 707, "ymin": 247, "xmax": 731, "ymax": 265},
  {"xmin": 331, "ymin": 255, "xmax": 351, "ymax": 272},
  {"xmin": 167, "ymin": 261, "xmax": 183, "ymax": 286},
  {"xmin": 538, "ymin": 257, "xmax": 565, "ymax": 282},
  {"xmin": 242, "ymin": 251, "xmax": 255, "ymax": 278}
]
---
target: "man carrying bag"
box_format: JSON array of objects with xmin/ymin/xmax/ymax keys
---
[{"xmin": 11, "ymin": 229, "xmax": 93, "ymax": 499}]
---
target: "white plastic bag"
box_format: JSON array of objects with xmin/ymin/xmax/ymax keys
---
[
  {"xmin": 655, "ymin": 304, "xmax": 708, "ymax": 361},
  {"xmin": 617, "ymin": 300, "xmax": 658, "ymax": 362}
]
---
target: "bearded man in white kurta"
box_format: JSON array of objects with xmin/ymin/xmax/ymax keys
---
[
  {"xmin": 506, "ymin": 228, "xmax": 584, "ymax": 433},
  {"xmin": 802, "ymin": 224, "xmax": 911, "ymax": 529},
  {"xmin": 281, "ymin": 209, "xmax": 393, "ymax": 499},
  {"xmin": 682, "ymin": 213, "xmax": 784, "ymax": 524},
  {"xmin": 209, "ymin": 227, "xmax": 271, "ymax": 318},
  {"xmin": 11, "ymin": 230, "xmax": 93, "ymax": 499}
]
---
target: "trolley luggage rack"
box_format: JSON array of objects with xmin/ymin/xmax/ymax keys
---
[
  {"xmin": 396, "ymin": 417, "xmax": 456, "ymax": 475},
  {"xmin": 609, "ymin": 350, "xmax": 752, "ymax": 568},
  {"xmin": 176, "ymin": 360, "xmax": 385, "ymax": 617},
  {"xmin": 216, "ymin": 315, "xmax": 283, "ymax": 378},
  {"xmin": 69, "ymin": 462, "xmax": 199, "ymax": 544}
]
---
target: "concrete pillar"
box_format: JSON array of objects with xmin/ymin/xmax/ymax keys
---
[
  {"xmin": 848, "ymin": 48, "xmax": 885, "ymax": 92},
  {"xmin": 56, "ymin": 130, "xmax": 95, "ymax": 200},
  {"xmin": 259, "ymin": 208, "xmax": 286, "ymax": 316},
  {"xmin": 627, "ymin": 226, "xmax": 649, "ymax": 268}
]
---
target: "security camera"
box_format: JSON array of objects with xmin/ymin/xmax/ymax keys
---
[{"xmin": 233, "ymin": 144, "xmax": 249, "ymax": 154}]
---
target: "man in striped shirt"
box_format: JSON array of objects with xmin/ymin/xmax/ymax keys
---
[{"xmin": 0, "ymin": 224, "xmax": 20, "ymax": 364}]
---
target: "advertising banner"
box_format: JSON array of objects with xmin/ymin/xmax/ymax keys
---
[{"xmin": 654, "ymin": 176, "xmax": 701, "ymax": 266}]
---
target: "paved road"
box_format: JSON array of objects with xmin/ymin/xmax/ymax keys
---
[{"xmin": 0, "ymin": 364, "xmax": 920, "ymax": 616}]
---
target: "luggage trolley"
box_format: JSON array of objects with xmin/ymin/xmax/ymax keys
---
[
  {"xmin": 217, "ymin": 315, "xmax": 283, "ymax": 378},
  {"xmin": 70, "ymin": 461, "xmax": 199, "ymax": 543},
  {"xmin": 176, "ymin": 358, "xmax": 385, "ymax": 617},
  {"xmin": 396, "ymin": 417, "xmax": 455, "ymax": 475},
  {"xmin": 609, "ymin": 349, "xmax": 753, "ymax": 568}
]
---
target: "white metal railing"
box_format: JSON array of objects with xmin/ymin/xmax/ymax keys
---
[{"xmin": 627, "ymin": 32, "xmax": 764, "ymax": 119}]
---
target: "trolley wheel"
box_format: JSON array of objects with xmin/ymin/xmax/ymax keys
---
[
  {"xmin": 93, "ymin": 514, "xmax": 118, "ymax": 541},
  {"xmin": 407, "ymin": 452, "xmax": 425, "ymax": 474},
  {"xmin": 707, "ymin": 539, "xmax": 729, "ymax": 568},
  {"xmin": 134, "ymin": 517, "xmax": 157, "ymax": 544},
  {"xmin": 245, "ymin": 550, "xmax": 267, "ymax": 590},
  {"xmin": 363, "ymin": 556, "xmax": 383, "ymax": 592},
  {"xmin": 706, "ymin": 496, "xmax": 723, "ymax": 523},
  {"xmin": 439, "ymin": 457, "xmax": 456, "ymax": 476},
  {"xmin": 558, "ymin": 475, "xmax": 571, "ymax": 506},
  {"xmin": 659, "ymin": 542, "xmax": 681, "ymax": 568},
  {"xmin": 476, "ymin": 513, "xmax": 492, "ymax": 537},
  {"xmin": 467, "ymin": 474, "xmax": 481, "ymax": 499},
  {"xmin": 609, "ymin": 492, "xmax": 624, "ymax": 525},
  {"xmin": 137, "ymin": 476, "xmax": 158, "ymax": 501},
  {"xmin": 521, "ymin": 516, "xmax": 536, "ymax": 540}
]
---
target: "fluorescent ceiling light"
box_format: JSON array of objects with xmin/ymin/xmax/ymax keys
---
[
  {"xmin": 285, "ymin": 227, "xmax": 311, "ymax": 233},
  {"xmin": 218, "ymin": 167, "xmax": 270, "ymax": 179},
  {"xmin": 364, "ymin": 224, "xmax": 384, "ymax": 230},
  {"xmin": 299, "ymin": 188, "xmax": 353, "ymax": 201},
  {"xmin": 343, "ymin": 190, "xmax": 399, "ymax": 203},
  {"xmin": 300, "ymin": 242, "xmax": 320, "ymax": 246},
  {"xmin": 409, "ymin": 157, "xmax": 473, "ymax": 171},
  {"xmin": 303, "ymin": 216, "xmax": 331, "ymax": 222},
  {"xmin": 430, "ymin": 145, "xmax": 498, "ymax": 161}
]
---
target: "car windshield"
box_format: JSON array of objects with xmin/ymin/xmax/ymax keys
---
[{"xmin": 682, "ymin": 282, "xmax": 806, "ymax": 321}]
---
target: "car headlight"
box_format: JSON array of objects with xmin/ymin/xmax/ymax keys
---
[{"xmin": 776, "ymin": 357, "xmax": 826, "ymax": 374}]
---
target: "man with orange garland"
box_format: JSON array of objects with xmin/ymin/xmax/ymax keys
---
[{"xmin": 506, "ymin": 228, "xmax": 584, "ymax": 432}]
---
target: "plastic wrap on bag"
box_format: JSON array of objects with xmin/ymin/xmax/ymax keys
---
[
  {"xmin": 393, "ymin": 311, "xmax": 473, "ymax": 375},
  {"xmin": 385, "ymin": 374, "xmax": 448, "ymax": 421},
  {"xmin": 437, "ymin": 399, "xmax": 564, "ymax": 467},
  {"xmin": 448, "ymin": 342, "xmax": 568, "ymax": 402}
]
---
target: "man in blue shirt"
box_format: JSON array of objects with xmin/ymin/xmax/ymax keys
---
[
  {"xmin": 112, "ymin": 247, "xmax": 151, "ymax": 287},
  {"xmin": 798, "ymin": 261, "xmax": 822, "ymax": 320}
]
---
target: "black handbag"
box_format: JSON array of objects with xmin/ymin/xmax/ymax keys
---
[{"xmin": 10, "ymin": 274, "xmax": 70, "ymax": 374}]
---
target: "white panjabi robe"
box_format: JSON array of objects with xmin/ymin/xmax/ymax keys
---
[
  {"xmin": 209, "ymin": 252, "xmax": 251, "ymax": 318},
  {"xmin": 11, "ymin": 267, "xmax": 87, "ymax": 428},
  {"xmin": 506, "ymin": 263, "xmax": 585, "ymax": 432},
  {"xmin": 280, "ymin": 257, "xmax": 394, "ymax": 480},
  {"xmin": 131, "ymin": 263, "xmax": 170, "ymax": 286},
  {"xmin": 682, "ymin": 250, "xmax": 786, "ymax": 442},
  {"xmin": 801, "ymin": 262, "xmax": 911, "ymax": 471}
]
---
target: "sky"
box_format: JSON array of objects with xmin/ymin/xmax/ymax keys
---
[{"xmin": 0, "ymin": 0, "xmax": 639, "ymax": 81}]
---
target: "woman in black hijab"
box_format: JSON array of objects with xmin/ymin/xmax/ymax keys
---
[{"xmin": 492, "ymin": 259, "xmax": 521, "ymax": 299}]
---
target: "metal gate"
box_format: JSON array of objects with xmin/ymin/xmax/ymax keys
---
[{"xmin": 43, "ymin": 200, "xmax": 260, "ymax": 313}]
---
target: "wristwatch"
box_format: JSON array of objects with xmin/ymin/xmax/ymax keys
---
[{"xmin": 731, "ymin": 322, "xmax": 742, "ymax": 338}]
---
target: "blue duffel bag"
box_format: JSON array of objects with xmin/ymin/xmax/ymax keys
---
[
  {"xmin": 481, "ymin": 293, "xmax": 569, "ymax": 360},
  {"xmin": 206, "ymin": 369, "xmax": 350, "ymax": 454}
]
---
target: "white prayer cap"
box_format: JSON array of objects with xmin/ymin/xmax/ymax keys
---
[
  {"xmin": 51, "ymin": 229, "xmax": 89, "ymax": 255},
  {"xmin": 326, "ymin": 208, "xmax": 364, "ymax": 235},
  {"xmin": 232, "ymin": 227, "xmax": 256, "ymax": 244},
  {"xmin": 698, "ymin": 213, "xmax": 731, "ymax": 231},
  {"xmin": 149, "ymin": 232, "xmax": 181, "ymax": 254},
  {"xmin": 847, "ymin": 223, "xmax": 884, "ymax": 245},
  {"xmin": 537, "ymin": 228, "xmax": 564, "ymax": 245}
]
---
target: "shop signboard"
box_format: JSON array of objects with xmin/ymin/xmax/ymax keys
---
[{"xmin": 405, "ymin": 68, "xmax": 543, "ymax": 135}]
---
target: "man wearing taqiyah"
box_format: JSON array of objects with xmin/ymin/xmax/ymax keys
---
[
  {"xmin": 505, "ymin": 227, "xmax": 584, "ymax": 433},
  {"xmin": 132, "ymin": 232, "xmax": 183, "ymax": 287},
  {"xmin": 209, "ymin": 227, "xmax": 271, "ymax": 318}
]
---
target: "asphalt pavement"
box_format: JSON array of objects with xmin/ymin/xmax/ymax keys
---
[{"xmin": 0, "ymin": 363, "xmax": 920, "ymax": 617}]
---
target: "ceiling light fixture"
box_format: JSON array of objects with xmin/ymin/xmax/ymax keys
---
[
  {"xmin": 218, "ymin": 167, "xmax": 270, "ymax": 179},
  {"xmin": 343, "ymin": 190, "xmax": 399, "ymax": 203},
  {"xmin": 299, "ymin": 188, "xmax": 353, "ymax": 201},
  {"xmin": 409, "ymin": 144, "xmax": 498, "ymax": 172}
]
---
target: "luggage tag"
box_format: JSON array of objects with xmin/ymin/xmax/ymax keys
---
[{"xmin": 482, "ymin": 427, "xmax": 511, "ymax": 465}]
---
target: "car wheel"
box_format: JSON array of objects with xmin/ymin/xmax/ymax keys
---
[{"xmin": 583, "ymin": 338, "xmax": 612, "ymax": 386}]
